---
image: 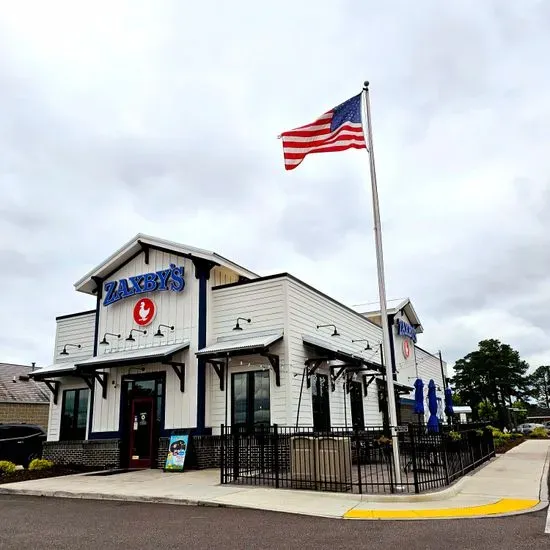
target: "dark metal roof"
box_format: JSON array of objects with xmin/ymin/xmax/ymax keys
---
[{"xmin": 0, "ymin": 363, "xmax": 50, "ymax": 404}]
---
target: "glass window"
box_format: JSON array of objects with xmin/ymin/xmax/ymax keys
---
[
  {"xmin": 232, "ymin": 371, "xmax": 271, "ymax": 430},
  {"xmin": 60, "ymin": 388, "xmax": 89, "ymax": 441},
  {"xmin": 312, "ymin": 374, "xmax": 330, "ymax": 431},
  {"xmin": 349, "ymin": 380, "xmax": 365, "ymax": 430}
]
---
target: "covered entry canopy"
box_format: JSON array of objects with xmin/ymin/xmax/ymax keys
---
[
  {"xmin": 75, "ymin": 341, "xmax": 190, "ymax": 369},
  {"xmin": 302, "ymin": 334, "xmax": 384, "ymax": 393},
  {"xmin": 196, "ymin": 330, "xmax": 283, "ymax": 388},
  {"xmin": 31, "ymin": 342, "xmax": 190, "ymax": 403}
]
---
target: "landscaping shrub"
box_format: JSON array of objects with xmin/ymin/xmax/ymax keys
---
[
  {"xmin": 0, "ymin": 461, "xmax": 17, "ymax": 475},
  {"xmin": 28, "ymin": 459, "xmax": 54, "ymax": 471},
  {"xmin": 529, "ymin": 427, "xmax": 549, "ymax": 439}
]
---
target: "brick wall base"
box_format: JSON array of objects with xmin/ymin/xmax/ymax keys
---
[
  {"xmin": 44, "ymin": 435, "xmax": 221, "ymax": 471},
  {"xmin": 43, "ymin": 440, "xmax": 120, "ymax": 470},
  {"xmin": 157, "ymin": 434, "xmax": 222, "ymax": 470}
]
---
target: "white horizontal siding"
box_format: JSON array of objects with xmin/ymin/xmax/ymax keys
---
[
  {"xmin": 46, "ymin": 379, "xmax": 90, "ymax": 442},
  {"xmin": 207, "ymin": 279, "xmax": 287, "ymax": 431},
  {"xmin": 286, "ymin": 277, "xmax": 384, "ymax": 427},
  {"xmin": 209, "ymin": 279, "xmax": 286, "ymax": 341},
  {"xmin": 54, "ymin": 313, "xmax": 95, "ymax": 363}
]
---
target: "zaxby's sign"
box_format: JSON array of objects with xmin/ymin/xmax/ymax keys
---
[
  {"xmin": 103, "ymin": 264, "xmax": 185, "ymax": 306},
  {"xmin": 396, "ymin": 318, "xmax": 417, "ymax": 343}
]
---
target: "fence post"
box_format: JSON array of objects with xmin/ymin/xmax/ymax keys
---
[
  {"xmin": 232, "ymin": 425, "xmax": 239, "ymax": 481},
  {"xmin": 409, "ymin": 424, "xmax": 420, "ymax": 494},
  {"xmin": 441, "ymin": 433, "xmax": 450, "ymax": 486},
  {"xmin": 220, "ymin": 424, "xmax": 225, "ymax": 484},
  {"xmin": 355, "ymin": 431, "xmax": 363, "ymax": 495},
  {"xmin": 274, "ymin": 423, "xmax": 280, "ymax": 489}
]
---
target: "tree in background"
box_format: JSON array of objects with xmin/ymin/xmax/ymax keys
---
[
  {"xmin": 477, "ymin": 400, "xmax": 498, "ymax": 422},
  {"xmin": 529, "ymin": 366, "xmax": 550, "ymax": 409},
  {"xmin": 452, "ymin": 339, "xmax": 530, "ymax": 427}
]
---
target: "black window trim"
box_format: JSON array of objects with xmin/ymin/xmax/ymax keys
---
[
  {"xmin": 231, "ymin": 370, "xmax": 271, "ymax": 431},
  {"xmin": 60, "ymin": 387, "xmax": 90, "ymax": 441},
  {"xmin": 312, "ymin": 373, "xmax": 331, "ymax": 431}
]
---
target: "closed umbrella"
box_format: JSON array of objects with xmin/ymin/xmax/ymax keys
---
[
  {"xmin": 414, "ymin": 378, "xmax": 424, "ymax": 415},
  {"xmin": 427, "ymin": 379, "xmax": 439, "ymax": 433},
  {"xmin": 444, "ymin": 388, "xmax": 454, "ymax": 418}
]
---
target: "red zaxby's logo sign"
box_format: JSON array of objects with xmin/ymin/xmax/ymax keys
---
[{"xmin": 133, "ymin": 298, "xmax": 156, "ymax": 327}]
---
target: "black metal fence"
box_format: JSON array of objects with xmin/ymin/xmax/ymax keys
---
[{"xmin": 220, "ymin": 424, "xmax": 494, "ymax": 494}]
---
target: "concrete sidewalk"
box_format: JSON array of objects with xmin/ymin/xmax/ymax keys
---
[{"xmin": 0, "ymin": 440, "xmax": 548, "ymax": 520}]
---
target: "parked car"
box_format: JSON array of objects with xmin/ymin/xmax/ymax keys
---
[
  {"xmin": 0, "ymin": 423, "xmax": 46, "ymax": 467},
  {"xmin": 544, "ymin": 421, "xmax": 550, "ymax": 429},
  {"xmin": 514, "ymin": 423, "xmax": 546, "ymax": 435}
]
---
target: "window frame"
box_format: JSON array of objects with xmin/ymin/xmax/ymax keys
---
[
  {"xmin": 60, "ymin": 388, "xmax": 90, "ymax": 441},
  {"xmin": 349, "ymin": 380, "xmax": 365, "ymax": 430},
  {"xmin": 231, "ymin": 370, "xmax": 271, "ymax": 431},
  {"xmin": 312, "ymin": 373, "xmax": 331, "ymax": 431}
]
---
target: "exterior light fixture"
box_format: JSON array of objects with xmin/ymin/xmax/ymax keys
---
[
  {"xmin": 316, "ymin": 324, "xmax": 340, "ymax": 337},
  {"xmin": 126, "ymin": 328, "xmax": 147, "ymax": 342},
  {"xmin": 352, "ymin": 339, "xmax": 372, "ymax": 350},
  {"xmin": 60, "ymin": 343, "xmax": 81, "ymax": 356},
  {"xmin": 100, "ymin": 332, "xmax": 121, "ymax": 346},
  {"xmin": 233, "ymin": 317, "xmax": 251, "ymax": 331},
  {"xmin": 154, "ymin": 324, "xmax": 175, "ymax": 338}
]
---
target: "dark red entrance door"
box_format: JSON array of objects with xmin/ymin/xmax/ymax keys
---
[{"xmin": 128, "ymin": 397, "xmax": 154, "ymax": 468}]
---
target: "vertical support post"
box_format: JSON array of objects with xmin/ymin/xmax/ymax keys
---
[
  {"xmin": 220, "ymin": 424, "xmax": 225, "ymax": 484},
  {"xmin": 409, "ymin": 424, "xmax": 420, "ymax": 494}
]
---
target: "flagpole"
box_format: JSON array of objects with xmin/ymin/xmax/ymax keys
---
[{"xmin": 361, "ymin": 81, "xmax": 404, "ymax": 490}]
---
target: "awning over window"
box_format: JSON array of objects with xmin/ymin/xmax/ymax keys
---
[
  {"xmin": 30, "ymin": 363, "xmax": 78, "ymax": 379},
  {"xmin": 75, "ymin": 341, "xmax": 190, "ymax": 370},
  {"xmin": 376, "ymin": 378, "xmax": 414, "ymax": 395},
  {"xmin": 302, "ymin": 334, "xmax": 381, "ymax": 371},
  {"xmin": 196, "ymin": 331, "xmax": 283, "ymax": 359}
]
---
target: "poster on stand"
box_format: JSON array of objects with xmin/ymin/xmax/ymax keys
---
[{"xmin": 164, "ymin": 434, "xmax": 189, "ymax": 471}]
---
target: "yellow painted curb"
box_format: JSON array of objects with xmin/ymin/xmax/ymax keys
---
[{"xmin": 344, "ymin": 498, "xmax": 539, "ymax": 520}]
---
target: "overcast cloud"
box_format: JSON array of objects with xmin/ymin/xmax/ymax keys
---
[{"xmin": 1, "ymin": 0, "xmax": 549, "ymax": 373}]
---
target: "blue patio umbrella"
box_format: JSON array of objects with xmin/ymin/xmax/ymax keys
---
[
  {"xmin": 414, "ymin": 378, "xmax": 424, "ymax": 415},
  {"xmin": 427, "ymin": 379, "xmax": 439, "ymax": 433},
  {"xmin": 444, "ymin": 387, "xmax": 454, "ymax": 417}
]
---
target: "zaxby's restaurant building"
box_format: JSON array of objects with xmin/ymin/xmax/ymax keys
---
[{"xmin": 31, "ymin": 234, "xmax": 447, "ymax": 470}]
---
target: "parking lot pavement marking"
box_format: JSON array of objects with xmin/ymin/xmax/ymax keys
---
[{"xmin": 343, "ymin": 499, "xmax": 539, "ymax": 520}]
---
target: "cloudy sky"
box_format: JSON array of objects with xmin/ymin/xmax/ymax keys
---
[{"xmin": 1, "ymin": 1, "xmax": 549, "ymax": 372}]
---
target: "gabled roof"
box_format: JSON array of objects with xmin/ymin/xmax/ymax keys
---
[
  {"xmin": 358, "ymin": 297, "xmax": 424, "ymax": 334},
  {"xmin": 74, "ymin": 234, "xmax": 260, "ymax": 295},
  {"xmin": 0, "ymin": 363, "xmax": 50, "ymax": 403}
]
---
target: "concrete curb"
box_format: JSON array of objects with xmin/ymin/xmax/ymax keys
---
[{"xmin": 0, "ymin": 446, "xmax": 546, "ymax": 521}]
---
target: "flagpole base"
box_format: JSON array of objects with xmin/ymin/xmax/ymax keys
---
[{"xmin": 393, "ymin": 485, "xmax": 407, "ymax": 493}]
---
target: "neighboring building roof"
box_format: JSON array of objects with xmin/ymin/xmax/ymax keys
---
[
  {"xmin": 453, "ymin": 406, "xmax": 473, "ymax": 414},
  {"xmin": 0, "ymin": 363, "xmax": 50, "ymax": 404},
  {"xmin": 74, "ymin": 233, "xmax": 260, "ymax": 295},
  {"xmin": 357, "ymin": 297, "xmax": 424, "ymax": 334}
]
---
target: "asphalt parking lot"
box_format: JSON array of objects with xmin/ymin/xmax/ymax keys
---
[{"xmin": 0, "ymin": 495, "xmax": 548, "ymax": 549}]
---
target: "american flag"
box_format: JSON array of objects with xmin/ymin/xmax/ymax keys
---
[{"xmin": 280, "ymin": 93, "xmax": 367, "ymax": 171}]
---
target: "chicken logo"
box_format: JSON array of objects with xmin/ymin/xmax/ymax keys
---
[{"xmin": 132, "ymin": 297, "xmax": 156, "ymax": 327}]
